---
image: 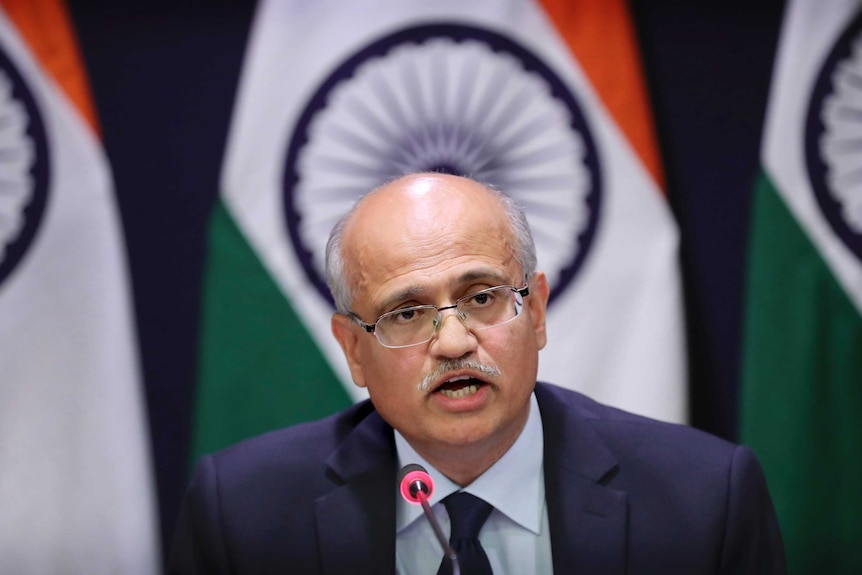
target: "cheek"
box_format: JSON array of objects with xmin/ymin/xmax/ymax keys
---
[
  {"xmin": 487, "ymin": 321, "xmax": 540, "ymax": 375},
  {"xmin": 362, "ymin": 347, "xmax": 426, "ymax": 395},
  {"xmin": 362, "ymin": 350, "xmax": 433, "ymax": 432}
]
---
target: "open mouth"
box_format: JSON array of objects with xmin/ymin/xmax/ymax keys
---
[{"xmin": 436, "ymin": 374, "xmax": 486, "ymax": 398}]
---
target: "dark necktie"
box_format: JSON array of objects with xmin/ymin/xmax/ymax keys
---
[{"xmin": 437, "ymin": 492, "xmax": 494, "ymax": 575}]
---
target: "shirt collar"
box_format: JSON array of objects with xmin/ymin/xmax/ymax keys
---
[{"xmin": 395, "ymin": 393, "xmax": 545, "ymax": 535}]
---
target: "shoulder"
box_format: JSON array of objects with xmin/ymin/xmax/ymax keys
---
[
  {"xmin": 535, "ymin": 381, "xmax": 735, "ymax": 452},
  {"xmin": 195, "ymin": 400, "xmax": 380, "ymax": 493},
  {"xmin": 534, "ymin": 381, "xmax": 755, "ymax": 487},
  {"xmin": 534, "ymin": 382, "xmax": 785, "ymax": 567},
  {"xmin": 170, "ymin": 402, "xmax": 389, "ymax": 572}
]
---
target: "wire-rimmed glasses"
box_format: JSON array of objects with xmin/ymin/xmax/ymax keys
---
[{"xmin": 350, "ymin": 284, "xmax": 530, "ymax": 348}]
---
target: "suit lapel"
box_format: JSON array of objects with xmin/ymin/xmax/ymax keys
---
[
  {"xmin": 315, "ymin": 409, "xmax": 398, "ymax": 575},
  {"xmin": 536, "ymin": 384, "xmax": 628, "ymax": 575},
  {"xmin": 312, "ymin": 385, "xmax": 629, "ymax": 574}
]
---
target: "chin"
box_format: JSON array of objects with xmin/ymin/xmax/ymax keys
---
[{"xmin": 437, "ymin": 421, "xmax": 499, "ymax": 449}]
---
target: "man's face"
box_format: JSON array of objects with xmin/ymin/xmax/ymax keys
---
[{"xmin": 331, "ymin": 174, "xmax": 549, "ymax": 466}]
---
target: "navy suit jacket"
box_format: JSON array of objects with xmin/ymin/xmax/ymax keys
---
[{"xmin": 169, "ymin": 382, "xmax": 785, "ymax": 574}]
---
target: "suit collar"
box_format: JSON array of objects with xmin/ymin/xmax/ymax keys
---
[
  {"xmin": 313, "ymin": 385, "xmax": 630, "ymax": 575},
  {"xmin": 315, "ymin": 406, "xmax": 398, "ymax": 575},
  {"xmin": 536, "ymin": 382, "xmax": 628, "ymax": 575}
]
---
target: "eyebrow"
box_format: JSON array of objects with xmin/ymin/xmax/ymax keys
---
[
  {"xmin": 376, "ymin": 268, "xmax": 515, "ymax": 313},
  {"xmin": 378, "ymin": 286, "xmax": 428, "ymax": 314}
]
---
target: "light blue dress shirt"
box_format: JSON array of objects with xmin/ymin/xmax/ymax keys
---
[{"xmin": 394, "ymin": 393, "xmax": 553, "ymax": 574}]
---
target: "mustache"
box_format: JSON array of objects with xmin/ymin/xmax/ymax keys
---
[{"xmin": 417, "ymin": 358, "xmax": 501, "ymax": 391}]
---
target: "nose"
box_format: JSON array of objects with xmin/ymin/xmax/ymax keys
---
[{"xmin": 430, "ymin": 307, "xmax": 477, "ymax": 358}]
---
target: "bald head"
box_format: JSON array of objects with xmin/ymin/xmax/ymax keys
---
[{"xmin": 324, "ymin": 173, "xmax": 537, "ymax": 313}]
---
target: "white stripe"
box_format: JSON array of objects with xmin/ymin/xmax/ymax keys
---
[
  {"xmin": 221, "ymin": 0, "xmax": 686, "ymax": 421},
  {"xmin": 762, "ymin": 0, "xmax": 862, "ymax": 314},
  {"xmin": 0, "ymin": 9, "xmax": 159, "ymax": 574}
]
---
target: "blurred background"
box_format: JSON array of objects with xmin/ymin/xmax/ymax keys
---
[
  {"xmin": 5, "ymin": 0, "xmax": 860, "ymax": 573},
  {"xmin": 73, "ymin": 0, "xmax": 781, "ymax": 556},
  {"xmin": 68, "ymin": 0, "xmax": 785, "ymax": 549}
]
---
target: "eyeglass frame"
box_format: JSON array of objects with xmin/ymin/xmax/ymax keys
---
[{"xmin": 348, "ymin": 282, "xmax": 531, "ymax": 349}]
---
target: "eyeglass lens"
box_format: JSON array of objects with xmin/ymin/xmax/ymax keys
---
[{"xmin": 375, "ymin": 286, "xmax": 524, "ymax": 348}]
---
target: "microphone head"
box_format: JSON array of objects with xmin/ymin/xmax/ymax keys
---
[{"xmin": 398, "ymin": 463, "xmax": 434, "ymax": 504}]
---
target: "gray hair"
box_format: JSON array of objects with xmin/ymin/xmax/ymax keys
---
[{"xmin": 324, "ymin": 177, "xmax": 537, "ymax": 314}]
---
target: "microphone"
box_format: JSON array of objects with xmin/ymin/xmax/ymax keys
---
[{"xmin": 397, "ymin": 464, "xmax": 460, "ymax": 575}]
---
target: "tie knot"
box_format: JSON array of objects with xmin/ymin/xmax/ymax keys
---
[{"xmin": 444, "ymin": 492, "xmax": 493, "ymax": 541}]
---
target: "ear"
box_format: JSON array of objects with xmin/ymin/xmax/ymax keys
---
[
  {"xmin": 331, "ymin": 313, "xmax": 367, "ymax": 388},
  {"xmin": 527, "ymin": 271, "xmax": 550, "ymax": 350}
]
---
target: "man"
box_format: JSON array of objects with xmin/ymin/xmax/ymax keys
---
[{"xmin": 169, "ymin": 173, "xmax": 785, "ymax": 574}]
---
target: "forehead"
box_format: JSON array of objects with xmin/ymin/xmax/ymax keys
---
[{"xmin": 342, "ymin": 175, "xmax": 519, "ymax": 307}]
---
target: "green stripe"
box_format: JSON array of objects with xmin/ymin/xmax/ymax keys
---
[
  {"xmin": 192, "ymin": 200, "xmax": 352, "ymax": 461},
  {"xmin": 740, "ymin": 171, "xmax": 862, "ymax": 573}
]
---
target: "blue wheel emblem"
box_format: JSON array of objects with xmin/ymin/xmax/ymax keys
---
[
  {"xmin": 283, "ymin": 24, "xmax": 602, "ymax": 306},
  {"xmin": 0, "ymin": 45, "xmax": 49, "ymax": 288},
  {"xmin": 806, "ymin": 10, "xmax": 862, "ymax": 261}
]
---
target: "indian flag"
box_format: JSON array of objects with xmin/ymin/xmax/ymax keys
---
[
  {"xmin": 740, "ymin": 0, "xmax": 862, "ymax": 572},
  {"xmin": 192, "ymin": 0, "xmax": 687, "ymax": 460},
  {"xmin": 0, "ymin": 0, "xmax": 158, "ymax": 573}
]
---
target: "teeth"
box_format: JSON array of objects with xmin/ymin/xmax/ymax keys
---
[{"xmin": 439, "ymin": 384, "xmax": 479, "ymax": 398}]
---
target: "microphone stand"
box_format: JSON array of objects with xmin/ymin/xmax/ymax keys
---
[
  {"xmin": 414, "ymin": 488, "xmax": 460, "ymax": 575},
  {"xmin": 399, "ymin": 464, "xmax": 460, "ymax": 575}
]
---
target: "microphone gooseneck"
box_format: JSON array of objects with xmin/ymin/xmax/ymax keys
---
[{"xmin": 397, "ymin": 464, "xmax": 460, "ymax": 575}]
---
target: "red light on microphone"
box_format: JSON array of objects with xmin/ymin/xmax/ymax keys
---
[{"xmin": 398, "ymin": 463, "xmax": 434, "ymax": 504}]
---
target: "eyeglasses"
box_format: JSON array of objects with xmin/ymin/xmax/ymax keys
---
[{"xmin": 350, "ymin": 284, "xmax": 530, "ymax": 348}]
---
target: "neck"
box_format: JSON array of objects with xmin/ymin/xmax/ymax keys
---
[
  {"xmin": 423, "ymin": 445, "xmax": 507, "ymax": 486},
  {"xmin": 411, "ymin": 410, "xmax": 530, "ymax": 487}
]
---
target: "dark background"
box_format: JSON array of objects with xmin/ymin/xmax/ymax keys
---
[{"xmin": 67, "ymin": 0, "xmax": 786, "ymax": 558}]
